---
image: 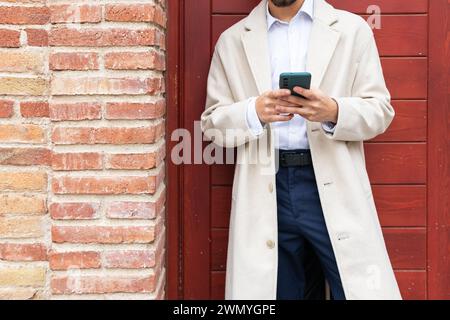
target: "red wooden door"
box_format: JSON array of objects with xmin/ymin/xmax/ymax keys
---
[{"xmin": 167, "ymin": 0, "xmax": 449, "ymax": 300}]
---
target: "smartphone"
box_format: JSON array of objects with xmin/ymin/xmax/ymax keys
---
[{"xmin": 279, "ymin": 72, "xmax": 311, "ymax": 98}]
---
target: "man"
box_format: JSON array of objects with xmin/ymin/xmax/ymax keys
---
[{"xmin": 201, "ymin": 0, "xmax": 402, "ymax": 300}]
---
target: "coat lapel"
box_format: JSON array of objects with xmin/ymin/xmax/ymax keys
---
[
  {"xmin": 306, "ymin": 0, "xmax": 341, "ymax": 88},
  {"xmin": 241, "ymin": 0, "xmax": 272, "ymax": 95}
]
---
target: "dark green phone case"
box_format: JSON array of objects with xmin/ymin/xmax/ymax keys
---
[{"xmin": 279, "ymin": 72, "xmax": 312, "ymax": 98}]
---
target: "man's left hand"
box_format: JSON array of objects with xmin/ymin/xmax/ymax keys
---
[{"xmin": 277, "ymin": 86, "xmax": 339, "ymax": 123}]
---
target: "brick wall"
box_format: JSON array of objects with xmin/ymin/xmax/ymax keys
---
[{"xmin": 0, "ymin": 0, "xmax": 166, "ymax": 299}]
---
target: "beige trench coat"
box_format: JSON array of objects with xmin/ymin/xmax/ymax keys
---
[{"xmin": 201, "ymin": 0, "xmax": 402, "ymax": 300}]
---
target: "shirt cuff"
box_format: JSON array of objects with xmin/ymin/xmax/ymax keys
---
[
  {"xmin": 246, "ymin": 97, "xmax": 264, "ymax": 136},
  {"xmin": 321, "ymin": 121, "xmax": 336, "ymax": 134}
]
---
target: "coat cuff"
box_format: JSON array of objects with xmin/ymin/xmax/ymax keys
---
[
  {"xmin": 322, "ymin": 97, "xmax": 352, "ymax": 140},
  {"xmin": 246, "ymin": 97, "xmax": 265, "ymax": 137}
]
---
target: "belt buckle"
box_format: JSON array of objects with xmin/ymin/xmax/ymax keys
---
[{"xmin": 281, "ymin": 151, "xmax": 311, "ymax": 167}]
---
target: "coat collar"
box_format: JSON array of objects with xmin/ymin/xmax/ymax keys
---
[{"xmin": 242, "ymin": 0, "xmax": 340, "ymax": 93}]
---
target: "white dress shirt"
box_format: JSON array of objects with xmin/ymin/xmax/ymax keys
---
[{"xmin": 246, "ymin": 0, "xmax": 335, "ymax": 150}]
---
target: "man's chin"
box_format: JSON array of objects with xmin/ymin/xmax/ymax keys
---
[{"xmin": 271, "ymin": 0, "xmax": 299, "ymax": 8}]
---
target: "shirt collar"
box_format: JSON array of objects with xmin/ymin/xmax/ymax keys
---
[{"xmin": 266, "ymin": 0, "xmax": 314, "ymax": 30}]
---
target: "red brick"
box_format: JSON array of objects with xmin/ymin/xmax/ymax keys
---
[
  {"xmin": 148, "ymin": 77, "xmax": 165, "ymax": 94},
  {"xmin": 52, "ymin": 175, "xmax": 159, "ymax": 195},
  {"xmin": 0, "ymin": 243, "xmax": 47, "ymax": 261},
  {"xmin": 0, "ymin": 172, "xmax": 47, "ymax": 192},
  {"xmin": 0, "ymin": 148, "xmax": 50, "ymax": 166},
  {"xmin": 8, "ymin": 0, "xmax": 47, "ymax": 4},
  {"xmin": 50, "ymin": 52, "xmax": 99, "ymax": 71},
  {"xmin": 49, "ymin": 251, "xmax": 101, "ymax": 270},
  {"xmin": 0, "ymin": 6, "xmax": 49, "ymax": 25},
  {"xmin": 51, "ymin": 152, "xmax": 102, "ymax": 171},
  {"xmin": 0, "ymin": 124, "xmax": 45, "ymax": 143},
  {"xmin": 104, "ymin": 51, "xmax": 165, "ymax": 71},
  {"xmin": 0, "ymin": 100, "xmax": 14, "ymax": 118},
  {"xmin": 153, "ymin": 228, "xmax": 166, "ymax": 275},
  {"xmin": 0, "ymin": 194, "xmax": 46, "ymax": 215},
  {"xmin": 51, "ymin": 275, "xmax": 155, "ymax": 294},
  {"xmin": 49, "ymin": 202, "xmax": 99, "ymax": 220},
  {"xmin": 103, "ymin": 250, "xmax": 155, "ymax": 269},
  {"xmin": 105, "ymin": 191, "xmax": 165, "ymax": 219},
  {"xmin": 2, "ymin": 0, "xmax": 46, "ymax": 3},
  {"xmin": 156, "ymin": 0, "xmax": 166, "ymax": 8},
  {"xmin": 49, "ymin": 102, "xmax": 101, "ymax": 121},
  {"xmin": 20, "ymin": 101, "xmax": 49, "ymax": 118},
  {"xmin": 0, "ymin": 77, "xmax": 48, "ymax": 96},
  {"xmin": 105, "ymin": 145, "xmax": 165, "ymax": 170},
  {"xmin": 0, "ymin": 0, "xmax": 46, "ymax": 5},
  {"xmin": 154, "ymin": 5, "xmax": 167, "ymax": 27},
  {"xmin": 105, "ymin": 100, "xmax": 165, "ymax": 120},
  {"xmin": 0, "ymin": 288, "xmax": 38, "ymax": 300},
  {"xmin": 51, "ymin": 127, "xmax": 91, "ymax": 144},
  {"xmin": 51, "ymin": 124, "xmax": 164, "ymax": 145},
  {"xmin": 25, "ymin": 29, "xmax": 48, "ymax": 47},
  {"xmin": 105, "ymin": 4, "xmax": 154, "ymax": 22},
  {"xmin": 0, "ymin": 52, "xmax": 44, "ymax": 73},
  {"xmin": 52, "ymin": 226, "xmax": 155, "ymax": 244},
  {"xmin": 0, "ymin": 216, "xmax": 44, "ymax": 238},
  {"xmin": 105, "ymin": 4, "xmax": 166, "ymax": 27},
  {"xmin": 0, "ymin": 29, "xmax": 20, "ymax": 48},
  {"xmin": 51, "ymin": 77, "xmax": 163, "ymax": 96},
  {"xmin": 49, "ymin": 27, "xmax": 160, "ymax": 47},
  {"xmin": 158, "ymin": 32, "xmax": 166, "ymax": 50},
  {"xmin": 105, "ymin": 153, "xmax": 155, "ymax": 170},
  {"xmin": 50, "ymin": 4, "xmax": 102, "ymax": 24}
]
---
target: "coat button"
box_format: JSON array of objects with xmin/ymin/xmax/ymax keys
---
[
  {"xmin": 266, "ymin": 240, "xmax": 275, "ymax": 249},
  {"xmin": 268, "ymin": 182, "xmax": 274, "ymax": 193}
]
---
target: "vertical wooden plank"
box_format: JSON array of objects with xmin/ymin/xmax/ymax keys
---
[
  {"xmin": 427, "ymin": 0, "xmax": 449, "ymax": 300},
  {"xmin": 182, "ymin": 0, "xmax": 212, "ymax": 299},
  {"xmin": 167, "ymin": 0, "xmax": 182, "ymax": 299},
  {"xmin": 395, "ymin": 271, "xmax": 427, "ymax": 300}
]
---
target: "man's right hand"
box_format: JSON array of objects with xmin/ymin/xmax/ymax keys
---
[{"xmin": 255, "ymin": 89, "xmax": 296, "ymax": 124}]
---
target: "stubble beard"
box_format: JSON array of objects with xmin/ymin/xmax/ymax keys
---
[{"xmin": 270, "ymin": 0, "xmax": 299, "ymax": 8}]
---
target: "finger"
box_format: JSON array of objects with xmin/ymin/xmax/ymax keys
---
[
  {"xmin": 269, "ymin": 98, "xmax": 299, "ymax": 108},
  {"xmin": 267, "ymin": 114, "xmax": 294, "ymax": 122},
  {"xmin": 275, "ymin": 105, "xmax": 303, "ymax": 115},
  {"xmin": 283, "ymin": 96, "xmax": 315, "ymax": 108},
  {"xmin": 297, "ymin": 110, "xmax": 313, "ymax": 120},
  {"xmin": 293, "ymin": 86, "xmax": 315, "ymax": 99},
  {"xmin": 280, "ymin": 95, "xmax": 312, "ymax": 107},
  {"xmin": 265, "ymin": 105, "xmax": 289, "ymax": 116},
  {"xmin": 264, "ymin": 107, "xmax": 278, "ymax": 116},
  {"xmin": 270, "ymin": 99, "xmax": 298, "ymax": 108},
  {"xmin": 267, "ymin": 89, "xmax": 291, "ymax": 99},
  {"xmin": 278, "ymin": 95, "xmax": 298, "ymax": 105},
  {"xmin": 275, "ymin": 105, "xmax": 316, "ymax": 116}
]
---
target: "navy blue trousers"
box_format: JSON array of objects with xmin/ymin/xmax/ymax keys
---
[{"xmin": 276, "ymin": 156, "xmax": 346, "ymax": 300}]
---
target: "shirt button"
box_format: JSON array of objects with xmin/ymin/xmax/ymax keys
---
[
  {"xmin": 268, "ymin": 182, "xmax": 274, "ymax": 193},
  {"xmin": 266, "ymin": 240, "xmax": 275, "ymax": 249}
]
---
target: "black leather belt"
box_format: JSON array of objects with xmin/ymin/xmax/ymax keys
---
[{"xmin": 277, "ymin": 149, "xmax": 313, "ymax": 167}]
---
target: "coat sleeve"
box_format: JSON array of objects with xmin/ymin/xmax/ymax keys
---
[
  {"xmin": 201, "ymin": 47, "xmax": 263, "ymax": 148},
  {"xmin": 323, "ymin": 33, "xmax": 395, "ymax": 142}
]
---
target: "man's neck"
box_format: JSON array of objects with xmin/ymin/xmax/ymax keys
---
[{"xmin": 268, "ymin": 0, "xmax": 305, "ymax": 23}]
